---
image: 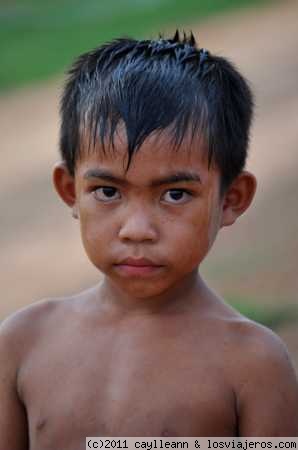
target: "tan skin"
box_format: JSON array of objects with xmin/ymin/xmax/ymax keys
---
[{"xmin": 1, "ymin": 129, "xmax": 298, "ymax": 449}]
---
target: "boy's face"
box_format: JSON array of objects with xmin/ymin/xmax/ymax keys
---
[
  {"xmin": 54, "ymin": 128, "xmax": 256, "ymax": 301},
  {"xmin": 74, "ymin": 129, "xmax": 222, "ymax": 299}
]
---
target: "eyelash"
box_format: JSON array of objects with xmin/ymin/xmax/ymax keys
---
[{"xmin": 91, "ymin": 186, "xmax": 194, "ymax": 204}]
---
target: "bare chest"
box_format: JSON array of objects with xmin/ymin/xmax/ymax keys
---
[{"xmin": 20, "ymin": 326, "xmax": 236, "ymax": 449}]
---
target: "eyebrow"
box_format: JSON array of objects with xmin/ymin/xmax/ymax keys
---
[{"xmin": 83, "ymin": 168, "xmax": 202, "ymax": 187}]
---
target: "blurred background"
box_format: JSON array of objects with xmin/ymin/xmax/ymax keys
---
[{"xmin": 0, "ymin": 0, "xmax": 297, "ymax": 369}]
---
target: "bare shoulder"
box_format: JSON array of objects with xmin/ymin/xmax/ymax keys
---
[
  {"xmin": 0, "ymin": 299, "xmax": 61, "ymax": 359},
  {"xmin": 0, "ymin": 293, "xmax": 94, "ymax": 448},
  {"xmin": 223, "ymin": 315, "xmax": 298, "ymax": 435},
  {"xmin": 0, "ymin": 285, "xmax": 99, "ymax": 362},
  {"xmin": 204, "ymin": 290, "xmax": 296, "ymax": 376},
  {"xmin": 0, "ymin": 296, "xmax": 89, "ymax": 366},
  {"xmin": 227, "ymin": 315, "xmax": 297, "ymax": 379},
  {"xmin": 212, "ymin": 298, "xmax": 298, "ymax": 382}
]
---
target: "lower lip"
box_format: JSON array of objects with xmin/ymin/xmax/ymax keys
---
[{"xmin": 115, "ymin": 264, "xmax": 163, "ymax": 276}]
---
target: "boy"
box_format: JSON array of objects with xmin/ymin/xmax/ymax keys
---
[{"xmin": 1, "ymin": 31, "xmax": 298, "ymax": 448}]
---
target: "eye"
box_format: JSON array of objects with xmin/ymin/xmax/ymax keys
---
[
  {"xmin": 92, "ymin": 186, "xmax": 120, "ymax": 202},
  {"xmin": 162, "ymin": 189, "xmax": 192, "ymax": 204}
]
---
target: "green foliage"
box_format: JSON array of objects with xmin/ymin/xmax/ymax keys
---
[
  {"xmin": 228, "ymin": 298, "xmax": 298, "ymax": 330},
  {"xmin": 0, "ymin": 0, "xmax": 270, "ymax": 90}
]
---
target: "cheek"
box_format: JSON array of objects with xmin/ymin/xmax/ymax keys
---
[
  {"xmin": 166, "ymin": 210, "xmax": 212, "ymax": 270},
  {"xmin": 180, "ymin": 194, "xmax": 220, "ymax": 263},
  {"xmin": 78, "ymin": 205, "xmax": 112, "ymax": 259}
]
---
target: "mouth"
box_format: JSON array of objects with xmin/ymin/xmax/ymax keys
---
[
  {"xmin": 115, "ymin": 258, "xmax": 164, "ymax": 276},
  {"xmin": 117, "ymin": 257, "xmax": 160, "ymax": 266},
  {"xmin": 116, "ymin": 264, "xmax": 163, "ymax": 276}
]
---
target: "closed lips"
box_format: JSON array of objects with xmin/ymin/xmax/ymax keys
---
[{"xmin": 117, "ymin": 257, "xmax": 161, "ymax": 266}]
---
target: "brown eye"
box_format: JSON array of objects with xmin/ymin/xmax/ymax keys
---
[
  {"xmin": 162, "ymin": 189, "xmax": 192, "ymax": 204},
  {"xmin": 93, "ymin": 187, "xmax": 120, "ymax": 202}
]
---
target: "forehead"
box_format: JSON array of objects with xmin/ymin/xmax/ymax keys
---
[{"xmin": 77, "ymin": 128, "xmax": 219, "ymax": 186}]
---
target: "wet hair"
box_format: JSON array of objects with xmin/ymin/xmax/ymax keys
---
[{"xmin": 59, "ymin": 30, "xmax": 254, "ymax": 196}]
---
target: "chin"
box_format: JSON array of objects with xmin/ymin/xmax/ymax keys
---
[
  {"xmin": 109, "ymin": 271, "xmax": 172, "ymax": 299},
  {"xmin": 119, "ymin": 279, "xmax": 169, "ymax": 298}
]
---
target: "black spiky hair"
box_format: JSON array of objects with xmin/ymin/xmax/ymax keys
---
[{"xmin": 60, "ymin": 30, "xmax": 254, "ymax": 195}]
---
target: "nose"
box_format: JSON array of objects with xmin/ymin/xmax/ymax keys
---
[{"xmin": 118, "ymin": 207, "xmax": 159, "ymax": 243}]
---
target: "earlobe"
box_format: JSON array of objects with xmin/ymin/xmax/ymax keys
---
[
  {"xmin": 52, "ymin": 161, "xmax": 77, "ymax": 210},
  {"xmin": 220, "ymin": 171, "xmax": 257, "ymax": 228}
]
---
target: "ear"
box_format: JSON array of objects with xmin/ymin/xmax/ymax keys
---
[
  {"xmin": 52, "ymin": 161, "xmax": 79, "ymax": 219},
  {"xmin": 220, "ymin": 171, "xmax": 257, "ymax": 228}
]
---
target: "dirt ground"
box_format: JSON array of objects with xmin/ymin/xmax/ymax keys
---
[{"xmin": 0, "ymin": 0, "xmax": 297, "ymax": 368}]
